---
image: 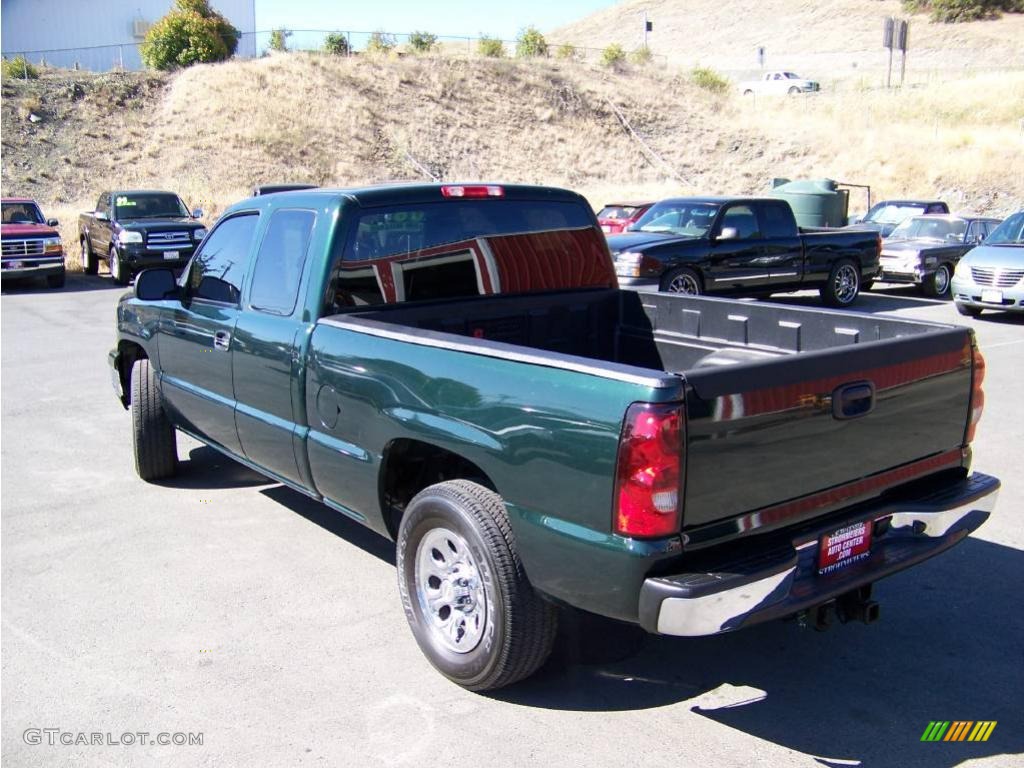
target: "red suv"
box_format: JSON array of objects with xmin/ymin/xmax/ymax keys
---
[{"xmin": 596, "ymin": 201, "xmax": 654, "ymax": 235}]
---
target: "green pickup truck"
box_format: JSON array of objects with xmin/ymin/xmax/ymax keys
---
[{"xmin": 110, "ymin": 183, "xmax": 999, "ymax": 691}]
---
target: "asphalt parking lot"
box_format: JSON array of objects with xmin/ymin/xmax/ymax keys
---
[{"xmin": 2, "ymin": 275, "xmax": 1022, "ymax": 767}]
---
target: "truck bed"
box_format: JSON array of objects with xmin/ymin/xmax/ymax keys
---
[{"xmin": 328, "ymin": 288, "xmax": 973, "ymax": 545}]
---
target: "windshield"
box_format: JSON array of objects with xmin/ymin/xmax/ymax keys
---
[
  {"xmin": 864, "ymin": 203, "xmax": 927, "ymax": 225},
  {"xmin": 114, "ymin": 193, "xmax": 189, "ymax": 219},
  {"xmin": 889, "ymin": 217, "xmax": 966, "ymax": 242},
  {"xmin": 598, "ymin": 205, "xmax": 642, "ymax": 220},
  {"xmin": 631, "ymin": 202, "xmax": 720, "ymax": 236},
  {"xmin": 1, "ymin": 202, "xmax": 44, "ymax": 225},
  {"xmin": 984, "ymin": 212, "xmax": 1024, "ymax": 246},
  {"xmin": 784, "ymin": 72, "xmax": 800, "ymax": 79}
]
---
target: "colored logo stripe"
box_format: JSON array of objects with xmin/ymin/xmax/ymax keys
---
[{"xmin": 921, "ymin": 721, "xmax": 996, "ymax": 742}]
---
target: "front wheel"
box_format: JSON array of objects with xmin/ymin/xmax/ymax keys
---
[
  {"xmin": 660, "ymin": 266, "xmax": 703, "ymax": 295},
  {"xmin": 820, "ymin": 258, "xmax": 860, "ymax": 307},
  {"xmin": 788, "ymin": 86, "xmax": 801, "ymax": 94},
  {"xmin": 110, "ymin": 247, "xmax": 129, "ymax": 286},
  {"xmin": 396, "ymin": 480, "xmax": 558, "ymax": 691},
  {"xmin": 921, "ymin": 264, "xmax": 951, "ymax": 298},
  {"xmin": 130, "ymin": 359, "xmax": 178, "ymax": 481}
]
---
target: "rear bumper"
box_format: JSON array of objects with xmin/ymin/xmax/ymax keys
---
[{"xmin": 639, "ymin": 472, "xmax": 999, "ymax": 636}]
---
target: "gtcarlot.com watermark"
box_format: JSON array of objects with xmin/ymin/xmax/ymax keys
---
[{"xmin": 23, "ymin": 728, "xmax": 203, "ymax": 747}]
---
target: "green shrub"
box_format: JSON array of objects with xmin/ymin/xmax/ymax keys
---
[
  {"xmin": 269, "ymin": 28, "xmax": 291, "ymax": 52},
  {"xmin": 2, "ymin": 56, "xmax": 39, "ymax": 79},
  {"xmin": 601, "ymin": 43, "xmax": 625, "ymax": 68},
  {"xmin": 555, "ymin": 42, "xmax": 578, "ymax": 60},
  {"xmin": 141, "ymin": 0, "xmax": 239, "ymax": 70},
  {"xmin": 366, "ymin": 30, "xmax": 396, "ymax": 55},
  {"xmin": 477, "ymin": 35, "xmax": 505, "ymax": 58},
  {"xmin": 630, "ymin": 45, "xmax": 653, "ymax": 65},
  {"xmin": 516, "ymin": 26, "xmax": 548, "ymax": 58},
  {"xmin": 323, "ymin": 32, "xmax": 350, "ymax": 56},
  {"xmin": 408, "ymin": 31, "xmax": 438, "ymax": 53},
  {"xmin": 691, "ymin": 66, "xmax": 729, "ymax": 93}
]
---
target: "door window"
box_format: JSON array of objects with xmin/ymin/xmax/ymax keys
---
[
  {"xmin": 717, "ymin": 205, "xmax": 760, "ymax": 239},
  {"xmin": 249, "ymin": 209, "xmax": 316, "ymax": 316},
  {"xmin": 187, "ymin": 214, "xmax": 258, "ymax": 305}
]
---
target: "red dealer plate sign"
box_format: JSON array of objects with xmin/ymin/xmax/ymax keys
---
[{"xmin": 818, "ymin": 521, "xmax": 872, "ymax": 575}]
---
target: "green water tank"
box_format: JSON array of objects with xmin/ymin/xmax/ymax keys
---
[{"xmin": 768, "ymin": 178, "xmax": 850, "ymax": 228}]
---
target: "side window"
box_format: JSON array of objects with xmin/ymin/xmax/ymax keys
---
[
  {"xmin": 187, "ymin": 214, "xmax": 258, "ymax": 304},
  {"xmin": 249, "ymin": 209, "xmax": 316, "ymax": 316},
  {"xmin": 717, "ymin": 205, "xmax": 760, "ymax": 240},
  {"xmin": 97, "ymin": 193, "xmax": 110, "ymax": 214},
  {"xmin": 758, "ymin": 203, "xmax": 796, "ymax": 239}
]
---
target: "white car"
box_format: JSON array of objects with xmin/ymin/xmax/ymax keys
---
[{"xmin": 740, "ymin": 71, "xmax": 820, "ymax": 96}]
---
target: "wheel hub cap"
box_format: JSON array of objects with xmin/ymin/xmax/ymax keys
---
[{"xmin": 415, "ymin": 527, "xmax": 487, "ymax": 653}]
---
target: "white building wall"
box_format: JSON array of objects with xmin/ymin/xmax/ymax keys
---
[{"xmin": 0, "ymin": 0, "xmax": 256, "ymax": 71}]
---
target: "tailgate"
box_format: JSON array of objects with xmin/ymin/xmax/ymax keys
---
[{"xmin": 681, "ymin": 327, "xmax": 973, "ymax": 544}]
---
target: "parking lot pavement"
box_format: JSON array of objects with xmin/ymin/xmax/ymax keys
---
[{"xmin": 2, "ymin": 276, "xmax": 1021, "ymax": 768}]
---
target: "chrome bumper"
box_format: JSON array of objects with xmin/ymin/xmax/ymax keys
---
[
  {"xmin": 1, "ymin": 258, "xmax": 65, "ymax": 277},
  {"xmin": 640, "ymin": 472, "xmax": 999, "ymax": 636}
]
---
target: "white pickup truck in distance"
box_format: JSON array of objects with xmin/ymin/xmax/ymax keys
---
[{"xmin": 740, "ymin": 71, "xmax": 820, "ymax": 95}]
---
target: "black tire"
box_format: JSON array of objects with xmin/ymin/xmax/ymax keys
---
[
  {"xmin": 396, "ymin": 480, "xmax": 558, "ymax": 691},
  {"xmin": 955, "ymin": 303, "xmax": 983, "ymax": 318},
  {"xmin": 81, "ymin": 238, "xmax": 98, "ymax": 275},
  {"xmin": 862, "ymin": 279, "xmax": 875, "ymax": 292},
  {"xmin": 46, "ymin": 270, "xmax": 66, "ymax": 289},
  {"xmin": 110, "ymin": 247, "xmax": 129, "ymax": 286},
  {"xmin": 788, "ymin": 86, "xmax": 800, "ymax": 94},
  {"xmin": 921, "ymin": 264, "xmax": 951, "ymax": 298},
  {"xmin": 820, "ymin": 258, "xmax": 860, "ymax": 307},
  {"xmin": 660, "ymin": 266, "xmax": 703, "ymax": 295},
  {"xmin": 130, "ymin": 359, "xmax": 177, "ymax": 481},
  {"xmin": 743, "ymin": 89, "xmax": 754, "ymax": 96}
]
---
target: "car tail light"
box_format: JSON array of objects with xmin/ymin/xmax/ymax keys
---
[
  {"xmin": 614, "ymin": 402, "xmax": 684, "ymax": 538},
  {"xmin": 440, "ymin": 185, "xmax": 504, "ymax": 199},
  {"xmin": 965, "ymin": 338, "xmax": 985, "ymax": 444}
]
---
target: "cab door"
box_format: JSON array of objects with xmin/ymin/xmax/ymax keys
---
[
  {"xmin": 704, "ymin": 203, "xmax": 770, "ymax": 291},
  {"xmin": 157, "ymin": 213, "xmax": 259, "ymax": 454}
]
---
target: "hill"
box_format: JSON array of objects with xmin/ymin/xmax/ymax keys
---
[
  {"xmin": 553, "ymin": 0, "xmax": 1024, "ymax": 80},
  {"xmin": 2, "ymin": 52, "xmax": 1022, "ymax": 270}
]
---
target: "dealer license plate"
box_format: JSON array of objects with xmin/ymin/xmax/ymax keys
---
[
  {"xmin": 981, "ymin": 289, "xmax": 1003, "ymax": 304},
  {"xmin": 818, "ymin": 521, "xmax": 872, "ymax": 575},
  {"xmin": 5, "ymin": 261, "xmax": 24, "ymax": 270},
  {"xmin": 163, "ymin": 251, "xmax": 179, "ymax": 260}
]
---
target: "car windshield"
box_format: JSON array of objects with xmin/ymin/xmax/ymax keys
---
[
  {"xmin": 631, "ymin": 202, "xmax": 720, "ymax": 236},
  {"xmin": 864, "ymin": 203, "xmax": 927, "ymax": 225},
  {"xmin": 984, "ymin": 212, "xmax": 1024, "ymax": 246},
  {"xmin": 784, "ymin": 72, "xmax": 800, "ymax": 79},
  {"xmin": 114, "ymin": 193, "xmax": 189, "ymax": 219},
  {"xmin": 1, "ymin": 202, "xmax": 44, "ymax": 224},
  {"xmin": 598, "ymin": 205, "xmax": 641, "ymax": 220},
  {"xmin": 889, "ymin": 217, "xmax": 966, "ymax": 242}
]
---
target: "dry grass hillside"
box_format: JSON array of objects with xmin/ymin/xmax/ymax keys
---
[
  {"xmin": 2, "ymin": 52, "xmax": 1022, "ymax": 270},
  {"xmin": 554, "ymin": 0, "xmax": 1024, "ymax": 79}
]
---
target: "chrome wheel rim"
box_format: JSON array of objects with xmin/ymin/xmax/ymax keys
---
[
  {"xmin": 110, "ymin": 250, "xmax": 119, "ymax": 279},
  {"xmin": 81, "ymin": 241, "xmax": 89, "ymax": 269},
  {"xmin": 666, "ymin": 272, "xmax": 700, "ymax": 294},
  {"xmin": 834, "ymin": 264, "xmax": 859, "ymax": 304},
  {"xmin": 415, "ymin": 527, "xmax": 487, "ymax": 654},
  {"xmin": 934, "ymin": 265, "xmax": 950, "ymax": 295}
]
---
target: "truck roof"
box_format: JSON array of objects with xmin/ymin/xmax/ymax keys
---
[
  {"xmin": 2, "ymin": 197, "xmax": 38, "ymax": 204},
  {"xmin": 110, "ymin": 189, "xmax": 182, "ymax": 196}
]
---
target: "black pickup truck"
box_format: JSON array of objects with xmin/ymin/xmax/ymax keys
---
[
  {"xmin": 78, "ymin": 190, "xmax": 206, "ymax": 285},
  {"xmin": 609, "ymin": 196, "xmax": 881, "ymax": 307},
  {"xmin": 111, "ymin": 183, "xmax": 998, "ymax": 691}
]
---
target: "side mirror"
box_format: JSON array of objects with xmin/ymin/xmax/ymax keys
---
[
  {"xmin": 716, "ymin": 227, "xmax": 739, "ymax": 241},
  {"xmin": 135, "ymin": 268, "xmax": 180, "ymax": 301},
  {"xmin": 95, "ymin": 211, "xmax": 109, "ymax": 221},
  {"xmin": 46, "ymin": 218, "xmax": 59, "ymax": 227},
  {"xmin": 192, "ymin": 208, "xmax": 204, "ymax": 219}
]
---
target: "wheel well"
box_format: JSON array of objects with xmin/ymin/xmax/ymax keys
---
[
  {"xmin": 379, "ymin": 439, "xmax": 497, "ymax": 540},
  {"xmin": 116, "ymin": 341, "xmax": 147, "ymax": 407}
]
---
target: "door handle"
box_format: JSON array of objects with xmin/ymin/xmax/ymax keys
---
[
  {"xmin": 213, "ymin": 330, "xmax": 231, "ymax": 351},
  {"xmin": 832, "ymin": 381, "xmax": 874, "ymax": 420}
]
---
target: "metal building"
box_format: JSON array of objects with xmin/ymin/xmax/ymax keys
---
[{"xmin": 0, "ymin": 0, "xmax": 257, "ymax": 71}]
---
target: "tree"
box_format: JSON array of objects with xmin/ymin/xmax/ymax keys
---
[
  {"xmin": 601, "ymin": 43, "xmax": 625, "ymax": 68},
  {"xmin": 477, "ymin": 35, "xmax": 505, "ymax": 58},
  {"xmin": 366, "ymin": 31, "xmax": 396, "ymax": 55},
  {"xmin": 323, "ymin": 32, "xmax": 350, "ymax": 56},
  {"xmin": 516, "ymin": 26, "xmax": 548, "ymax": 57},
  {"xmin": 408, "ymin": 31, "xmax": 438, "ymax": 53},
  {"xmin": 141, "ymin": 0, "xmax": 240, "ymax": 71},
  {"xmin": 269, "ymin": 28, "xmax": 291, "ymax": 52}
]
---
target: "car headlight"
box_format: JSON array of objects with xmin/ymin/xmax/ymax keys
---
[
  {"xmin": 42, "ymin": 236, "xmax": 63, "ymax": 255},
  {"xmin": 192, "ymin": 228, "xmax": 207, "ymax": 241},
  {"xmin": 614, "ymin": 251, "xmax": 645, "ymax": 277},
  {"xmin": 954, "ymin": 260, "xmax": 970, "ymax": 279},
  {"xmin": 117, "ymin": 230, "xmax": 143, "ymax": 245}
]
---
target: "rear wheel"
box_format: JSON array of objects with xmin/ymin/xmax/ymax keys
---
[
  {"xmin": 81, "ymin": 238, "xmax": 97, "ymax": 275},
  {"xmin": 110, "ymin": 247, "xmax": 129, "ymax": 286},
  {"xmin": 922, "ymin": 264, "xmax": 951, "ymax": 298},
  {"xmin": 955, "ymin": 303, "xmax": 983, "ymax": 318},
  {"xmin": 660, "ymin": 267, "xmax": 703, "ymax": 295},
  {"xmin": 788, "ymin": 86, "xmax": 800, "ymax": 94},
  {"xmin": 820, "ymin": 258, "xmax": 860, "ymax": 307},
  {"xmin": 130, "ymin": 359, "xmax": 177, "ymax": 481},
  {"xmin": 396, "ymin": 480, "xmax": 558, "ymax": 691},
  {"xmin": 46, "ymin": 270, "xmax": 66, "ymax": 289}
]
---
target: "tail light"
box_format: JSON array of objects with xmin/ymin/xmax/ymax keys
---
[
  {"xmin": 614, "ymin": 402, "xmax": 684, "ymax": 538},
  {"xmin": 440, "ymin": 185, "xmax": 504, "ymax": 199},
  {"xmin": 965, "ymin": 338, "xmax": 985, "ymax": 444}
]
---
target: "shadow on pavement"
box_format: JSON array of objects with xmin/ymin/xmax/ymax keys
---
[
  {"xmin": 1, "ymin": 273, "xmax": 124, "ymax": 295},
  {"xmin": 164, "ymin": 445, "xmax": 273, "ymax": 490},
  {"xmin": 497, "ymin": 537, "xmax": 1023, "ymax": 767},
  {"xmin": 768, "ymin": 286, "xmax": 948, "ymax": 314}
]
